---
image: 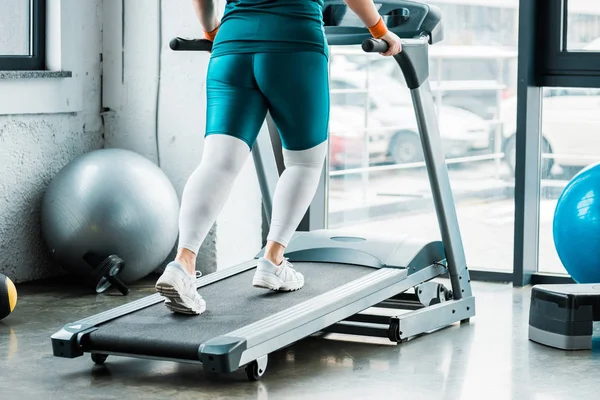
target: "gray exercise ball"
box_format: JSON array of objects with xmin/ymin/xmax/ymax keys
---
[{"xmin": 41, "ymin": 148, "xmax": 180, "ymax": 286}]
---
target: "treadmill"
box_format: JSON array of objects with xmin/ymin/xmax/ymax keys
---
[{"xmin": 50, "ymin": 0, "xmax": 476, "ymax": 381}]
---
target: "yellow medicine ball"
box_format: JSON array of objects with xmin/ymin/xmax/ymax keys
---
[{"xmin": 0, "ymin": 273, "xmax": 17, "ymax": 320}]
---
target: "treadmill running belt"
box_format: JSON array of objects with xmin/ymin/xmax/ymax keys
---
[{"xmin": 84, "ymin": 262, "xmax": 374, "ymax": 361}]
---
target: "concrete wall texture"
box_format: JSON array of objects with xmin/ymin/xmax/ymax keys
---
[
  {"xmin": 0, "ymin": 0, "xmax": 263, "ymax": 283},
  {"xmin": 0, "ymin": 0, "xmax": 104, "ymax": 283}
]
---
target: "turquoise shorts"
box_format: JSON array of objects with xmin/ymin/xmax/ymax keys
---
[{"xmin": 205, "ymin": 51, "xmax": 330, "ymax": 151}]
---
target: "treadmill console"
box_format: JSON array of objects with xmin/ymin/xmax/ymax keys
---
[{"xmin": 323, "ymin": 0, "xmax": 443, "ymax": 45}]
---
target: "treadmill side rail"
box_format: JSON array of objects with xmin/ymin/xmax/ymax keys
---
[
  {"xmin": 51, "ymin": 323, "xmax": 98, "ymax": 358},
  {"xmin": 231, "ymin": 268, "xmax": 409, "ymax": 347},
  {"xmin": 233, "ymin": 264, "xmax": 445, "ymax": 367}
]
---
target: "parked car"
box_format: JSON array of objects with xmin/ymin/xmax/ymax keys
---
[
  {"xmin": 328, "ymin": 75, "xmax": 491, "ymax": 169},
  {"xmin": 500, "ymin": 87, "xmax": 600, "ymax": 177},
  {"xmin": 331, "ymin": 45, "xmax": 518, "ymax": 120}
]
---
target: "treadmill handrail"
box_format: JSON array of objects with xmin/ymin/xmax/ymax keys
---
[{"xmin": 169, "ymin": 36, "xmax": 429, "ymax": 52}]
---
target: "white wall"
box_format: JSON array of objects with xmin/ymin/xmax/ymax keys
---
[
  {"xmin": 0, "ymin": 0, "xmax": 104, "ymax": 283},
  {"xmin": 101, "ymin": 0, "xmax": 263, "ymax": 274}
]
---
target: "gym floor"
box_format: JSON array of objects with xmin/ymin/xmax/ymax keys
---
[{"xmin": 1, "ymin": 276, "xmax": 599, "ymax": 400}]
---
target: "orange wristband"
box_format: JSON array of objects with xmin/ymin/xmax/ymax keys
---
[
  {"xmin": 203, "ymin": 23, "xmax": 220, "ymax": 41},
  {"xmin": 368, "ymin": 16, "xmax": 388, "ymax": 39}
]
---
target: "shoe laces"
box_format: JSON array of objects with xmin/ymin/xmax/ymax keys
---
[
  {"xmin": 281, "ymin": 258, "xmax": 301, "ymax": 276},
  {"xmin": 185, "ymin": 270, "xmax": 202, "ymax": 289}
]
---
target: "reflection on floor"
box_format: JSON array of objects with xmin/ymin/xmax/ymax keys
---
[{"xmin": 1, "ymin": 274, "xmax": 599, "ymax": 400}]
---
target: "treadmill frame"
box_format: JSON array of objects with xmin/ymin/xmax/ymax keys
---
[
  {"xmin": 50, "ymin": 0, "xmax": 476, "ymax": 377},
  {"xmin": 52, "ymin": 258, "xmax": 473, "ymax": 372}
]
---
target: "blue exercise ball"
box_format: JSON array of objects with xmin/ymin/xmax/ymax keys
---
[
  {"xmin": 41, "ymin": 148, "xmax": 180, "ymax": 287},
  {"xmin": 553, "ymin": 162, "xmax": 600, "ymax": 283}
]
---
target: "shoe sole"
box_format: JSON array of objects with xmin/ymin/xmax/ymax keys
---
[
  {"xmin": 155, "ymin": 282, "xmax": 206, "ymax": 315},
  {"xmin": 252, "ymin": 276, "xmax": 304, "ymax": 292},
  {"xmin": 164, "ymin": 299, "xmax": 203, "ymax": 315}
]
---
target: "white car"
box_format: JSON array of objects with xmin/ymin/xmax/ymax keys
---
[
  {"xmin": 330, "ymin": 45, "xmax": 519, "ymax": 120},
  {"xmin": 329, "ymin": 75, "xmax": 491, "ymax": 168},
  {"xmin": 500, "ymin": 87, "xmax": 600, "ymax": 176}
]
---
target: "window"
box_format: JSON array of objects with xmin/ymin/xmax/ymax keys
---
[
  {"xmin": 0, "ymin": 0, "xmax": 46, "ymax": 70},
  {"xmin": 327, "ymin": 2, "xmax": 518, "ymax": 273},
  {"xmin": 537, "ymin": 89, "xmax": 600, "ymax": 274},
  {"xmin": 567, "ymin": 0, "xmax": 600, "ymax": 51},
  {"xmin": 534, "ymin": 0, "xmax": 600, "ymax": 87}
]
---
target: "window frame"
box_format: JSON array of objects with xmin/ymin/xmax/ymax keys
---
[
  {"xmin": 512, "ymin": 0, "xmax": 600, "ymax": 286},
  {"xmin": 0, "ymin": 0, "xmax": 46, "ymax": 71},
  {"xmin": 537, "ymin": 0, "xmax": 600, "ymax": 87}
]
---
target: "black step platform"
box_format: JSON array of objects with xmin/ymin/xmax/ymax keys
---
[{"xmin": 528, "ymin": 284, "xmax": 600, "ymax": 350}]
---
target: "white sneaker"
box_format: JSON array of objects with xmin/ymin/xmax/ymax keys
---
[
  {"xmin": 155, "ymin": 262, "xmax": 206, "ymax": 315},
  {"xmin": 252, "ymin": 257, "xmax": 304, "ymax": 291}
]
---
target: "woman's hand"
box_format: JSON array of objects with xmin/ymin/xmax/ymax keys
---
[
  {"xmin": 204, "ymin": 24, "xmax": 220, "ymax": 42},
  {"xmin": 379, "ymin": 30, "xmax": 402, "ymax": 56},
  {"xmin": 341, "ymin": 1, "xmax": 402, "ymax": 56}
]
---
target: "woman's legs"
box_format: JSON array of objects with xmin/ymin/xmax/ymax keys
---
[
  {"xmin": 263, "ymin": 140, "xmax": 328, "ymax": 264},
  {"xmin": 155, "ymin": 134, "xmax": 252, "ymax": 315},
  {"xmin": 175, "ymin": 138, "xmax": 327, "ymax": 277},
  {"xmin": 251, "ymin": 141, "xmax": 327, "ymax": 291},
  {"xmin": 251, "ymin": 51, "xmax": 330, "ymax": 291},
  {"xmin": 156, "ymin": 54, "xmax": 268, "ymax": 314},
  {"xmin": 156, "ymin": 50, "xmax": 330, "ymax": 309}
]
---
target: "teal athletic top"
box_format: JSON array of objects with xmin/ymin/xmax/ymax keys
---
[{"xmin": 210, "ymin": 0, "xmax": 329, "ymax": 58}]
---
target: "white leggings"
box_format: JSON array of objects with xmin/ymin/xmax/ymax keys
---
[{"xmin": 178, "ymin": 134, "xmax": 327, "ymax": 255}]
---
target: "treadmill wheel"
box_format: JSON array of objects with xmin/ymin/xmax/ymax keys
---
[
  {"xmin": 388, "ymin": 319, "xmax": 402, "ymax": 343},
  {"xmin": 388, "ymin": 319, "xmax": 408, "ymax": 344},
  {"xmin": 91, "ymin": 353, "xmax": 108, "ymax": 365},
  {"xmin": 245, "ymin": 355, "xmax": 268, "ymax": 381}
]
